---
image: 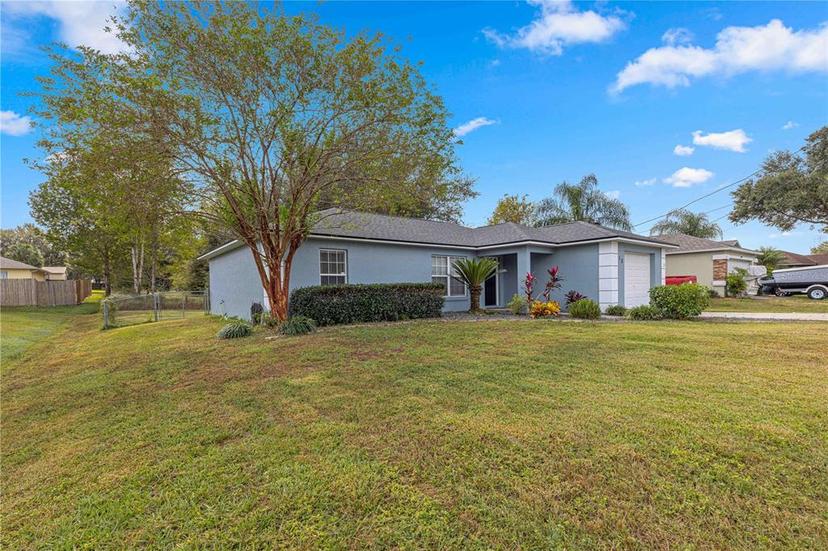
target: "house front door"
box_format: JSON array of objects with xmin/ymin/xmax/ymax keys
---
[{"xmin": 484, "ymin": 257, "xmax": 499, "ymax": 307}]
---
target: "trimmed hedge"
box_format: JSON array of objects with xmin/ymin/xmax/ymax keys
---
[
  {"xmin": 288, "ymin": 283, "xmax": 445, "ymax": 326},
  {"xmin": 626, "ymin": 305, "xmax": 662, "ymax": 320},
  {"xmin": 649, "ymin": 283, "xmax": 710, "ymax": 319}
]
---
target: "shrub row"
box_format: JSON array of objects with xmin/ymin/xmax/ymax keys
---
[{"xmin": 288, "ymin": 283, "xmax": 445, "ymax": 326}]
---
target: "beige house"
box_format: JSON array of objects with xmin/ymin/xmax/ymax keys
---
[
  {"xmin": 658, "ymin": 234, "xmax": 760, "ymax": 296},
  {"xmin": 42, "ymin": 266, "xmax": 69, "ymax": 281},
  {"xmin": 0, "ymin": 256, "xmax": 47, "ymax": 281}
]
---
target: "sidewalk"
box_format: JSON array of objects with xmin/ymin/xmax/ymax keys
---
[{"xmin": 700, "ymin": 312, "xmax": 828, "ymax": 322}]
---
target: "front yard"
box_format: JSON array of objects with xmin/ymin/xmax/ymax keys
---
[
  {"xmin": 2, "ymin": 308, "xmax": 826, "ymax": 548},
  {"xmin": 706, "ymin": 295, "xmax": 828, "ymax": 313}
]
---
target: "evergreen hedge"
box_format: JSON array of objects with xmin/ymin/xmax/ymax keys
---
[
  {"xmin": 288, "ymin": 283, "xmax": 445, "ymax": 326},
  {"xmin": 649, "ymin": 283, "xmax": 710, "ymax": 319}
]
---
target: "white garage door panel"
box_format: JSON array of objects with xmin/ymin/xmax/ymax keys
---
[{"xmin": 624, "ymin": 253, "xmax": 651, "ymax": 308}]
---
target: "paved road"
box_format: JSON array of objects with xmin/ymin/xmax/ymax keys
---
[{"xmin": 700, "ymin": 312, "xmax": 828, "ymax": 321}]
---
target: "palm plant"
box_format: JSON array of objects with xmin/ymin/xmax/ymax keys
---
[
  {"xmin": 757, "ymin": 246, "xmax": 785, "ymax": 275},
  {"xmin": 534, "ymin": 174, "xmax": 631, "ymax": 230},
  {"xmin": 650, "ymin": 209, "xmax": 723, "ymax": 239},
  {"xmin": 452, "ymin": 257, "xmax": 498, "ymax": 313}
]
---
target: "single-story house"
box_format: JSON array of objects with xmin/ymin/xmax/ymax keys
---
[
  {"xmin": 658, "ymin": 233, "xmax": 760, "ymax": 296},
  {"xmin": 200, "ymin": 210, "xmax": 676, "ymax": 319},
  {"xmin": 42, "ymin": 266, "xmax": 69, "ymax": 281},
  {"xmin": 778, "ymin": 250, "xmax": 828, "ymax": 269},
  {"xmin": 0, "ymin": 256, "xmax": 47, "ymax": 281}
]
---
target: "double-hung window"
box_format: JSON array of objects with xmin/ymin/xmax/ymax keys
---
[
  {"xmin": 432, "ymin": 255, "xmax": 466, "ymax": 297},
  {"xmin": 319, "ymin": 249, "xmax": 347, "ymax": 285}
]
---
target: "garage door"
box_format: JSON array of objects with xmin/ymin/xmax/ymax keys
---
[{"xmin": 624, "ymin": 253, "xmax": 651, "ymax": 308}]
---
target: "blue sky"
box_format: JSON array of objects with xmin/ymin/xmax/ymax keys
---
[{"xmin": 2, "ymin": 1, "xmax": 827, "ymax": 252}]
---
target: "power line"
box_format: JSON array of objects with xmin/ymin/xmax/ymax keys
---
[{"xmin": 633, "ymin": 170, "xmax": 759, "ymax": 228}]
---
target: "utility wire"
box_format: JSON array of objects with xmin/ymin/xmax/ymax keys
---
[{"xmin": 633, "ymin": 170, "xmax": 760, "ymax": 228}]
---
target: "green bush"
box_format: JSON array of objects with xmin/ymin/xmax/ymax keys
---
[
  {"xmin": 288, "ymin": 283, "xmax": 444, "ymax": 326},
  {"xmin": 568, "ymin": 298, "xmax": 601, "ymax": 319},
  {"xmin": 258, "ymin": 311, "xmax": 280, "ymax": 328},
  {"xmin": 626, "ymin": 305, "xmax": 662, "ymax": 320},
  {"xmin": 649, "ymin": 283, "xmax": 709, "ymax": 319},
  {"xmin": 507, "ymin": 294, "xmax": 528, "ymax": 315},
  {"xmin": 280, "ymin": 315, "xmax": 316, "ymax": 336},
  {"xmin": 725, "ymin": 268, "xmax": 748, "ymax": 297},
  {"xmin": 604, "ymin": 304, "xmax": 626, "ymax": 316},
  {"xmin": 217, "ymin": 321, "xmax": 252, "ymax": 339}
]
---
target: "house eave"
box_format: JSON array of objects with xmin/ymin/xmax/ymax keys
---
[{"xmin": 665, "ymin": 246, "xmax": 758, "ymax": 256}]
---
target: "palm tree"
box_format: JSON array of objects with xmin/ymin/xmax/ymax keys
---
[
  {"xmin": 650, "ymin": 209, "xmax": 723, "ymax": 239},
  {"xmin": 534, "ymin": 174, "xmax": 631, "ymax": 230},
  {"xmin": 452, "ymin": 257, "xmax": 498, "ymax": 313},
  {"xmin": 756, "ymin": 246, "xmax": 785, "ymax": 275}
]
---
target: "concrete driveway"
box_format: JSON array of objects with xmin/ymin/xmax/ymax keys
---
[{"xmin": 700, "ymin": 312, "xmax": 828, "ymax": 321}]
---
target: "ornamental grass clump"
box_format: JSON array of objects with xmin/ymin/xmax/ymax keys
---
[
  {"xmin": 529, "ymin": 300, "xmax": 560, "ymax": 319},
  {"xmin": 279, "ymin": 316, "xmax": 316, "ymax": 336},
  {"xmin": 568, "ymin": 298, "xmax": 601, "ymax": 320},
  {"xmin": 217, "ymin": 321, "xmax": 252, "ymax": 339}
]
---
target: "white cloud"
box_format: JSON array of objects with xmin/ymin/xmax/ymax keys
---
[
  {"xmin": 634, "ymin": 178, "xmax": 657, "ymax": 187},
  {"xmin": 483, "ymin": 0, "xmax": 626, "ymax": 56},
  {"xmin": 3, "ymin": 1, "xmax": 126, "ymax": 55},
  {"xmin": 769, "ymin": 231, "xmax": 802, "ymax": 239},
  {"xmin": 782, "ymin": 120, "xmax": 799, "ymax": 130},
  {"xmin": 663, "ymin": 167, "xmax": 714, "ymax": 188},
  {"xmin": 662, "ymin": 28, "xmax": 694, "ymax": 46},
  {"xmin": 692, "ymin": 129, "xmax": 752, "ymax": 152},
  {"xmin": 673, "ymin": 144, "xmax": 695, "ymax": 156},
  {"xmin": 453, "ymin": 117, "xmax": 497, "ymax": 137},
  {"xmin": 0, "ymin": 111, "xmax": 33, "ymax": 136},
  {"xmin": 612, "ymin": 19, "xmax": 828, "ymax": 93},
  {"xmin": 605, "ymin": 190, "xmax": 621, "ymax": 199}
]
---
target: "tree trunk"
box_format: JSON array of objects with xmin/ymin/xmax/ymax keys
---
[
  {"xmin": 131, "ymin": 241, "xmax": 145, "ymax": 294},
  {"xmin": 470, "ymin": 284, "xmax": 482, "ymax": 312}
]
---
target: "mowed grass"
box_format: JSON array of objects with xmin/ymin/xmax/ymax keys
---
[
  {"xmin": 2, "ymin": 313, "xmax": 827, "ymax": 549},
  {"xmin": 0, "ymin": 290, "xmax": 103, "ymax": 362},
  {"xmin": 707, "ymin": 295, "xmax": 828, "ymax": 313}
]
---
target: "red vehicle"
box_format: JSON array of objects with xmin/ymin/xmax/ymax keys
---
[{"xmin": 666, "ymin": 275, "xmax": 697, "ymax": 286}]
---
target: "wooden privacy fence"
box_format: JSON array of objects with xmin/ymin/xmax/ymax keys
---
[{"xmin": 0, "ymin": 279, "xmax": 92, "ymax": 307}]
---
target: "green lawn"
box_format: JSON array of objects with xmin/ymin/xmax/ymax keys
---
[
  {"xmin": 0, "ymin": 290, "xmax": 103, "ymax": 363},
  {"xmin": 707, "ymin": 295, "xmax": 828, "ymax": 313},
  {"xmin": 2, "ymin": 312, "xmax": 826, "ymax": 548}
]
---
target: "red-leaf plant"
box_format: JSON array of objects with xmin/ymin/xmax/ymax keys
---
[
  {"xmin": 541, "ymin": 265, "xmax": 563, "ymax": 300},
  {"xmin": 523, "ymin": 272, "xmax": 536, "ymax": 303}
]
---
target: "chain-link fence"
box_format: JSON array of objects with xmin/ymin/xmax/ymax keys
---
[{"xmin": 101, "ymin": 290, "xmax": 210, "ymax": 329}]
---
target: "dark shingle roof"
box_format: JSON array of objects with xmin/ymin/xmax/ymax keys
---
[
  {"xmin": 657, "ymin": 233, "xmax": 756, "ymax": 254},
  {"xmin": 201, "ymin": 210, "xmax": 675, "ymax": 260},
  {"xmin": 313, "ymin": 210, "xmax": 674, "ymax": 247}
]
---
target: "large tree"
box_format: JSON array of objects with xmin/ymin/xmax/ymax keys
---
[
  {"xmin": 487, "ymin": 194, "xmax": 535, "ymax": 225},
  {"xmin": 730, "ymin": 126, "xmax": 828, "ymax": 233},
  {"xmin": 107, "ymin": 1, "xmax": 474, "ymax": 319},
  {"xmin": 0, "ymin": 224, "xmax": 65, "ymax": 266},
  {"xmin": 534, "ymin": 174, "xmax": 631, "ymax": 230},
  {"xmin": 649, "ymin": 209, "xmax": 723, "ymax": 239}
]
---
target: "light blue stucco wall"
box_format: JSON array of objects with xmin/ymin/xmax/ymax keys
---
[
  {"xmin": 530, "ymin": 244, "xmax": 599, "ymax": 310},
  {"xmin": 617, "ymin": 243, "xmax": 663, "ymax": 306},
  {"xmin": 208, "ymin": 245, "xmax": 264, "ymax": 319},
  {"xmin": 288, "ymin": 237, "xmax": 474, "ymax": 312}
]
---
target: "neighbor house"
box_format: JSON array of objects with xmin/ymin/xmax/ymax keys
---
[
  {"xmin": 42, "ymin": 266, "xmax": 68, "ymax": 281},
  {"xmin": 201, "ymin": 210, "xmax": 676, "ymax": 319},
  {"xmin": 658, "ymin": 234, "xmax": 760, "ymax": 296},
  {"xmin": 778, "ymin": 251, "xmax": 828, "ymax": 269},
  {"xmin": 0, "ymin": 256, "xmax": 47, "ymax": 281}
]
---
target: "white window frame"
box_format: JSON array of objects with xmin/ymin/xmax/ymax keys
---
[
  {"xmin": 432, "ymin": 255, "xmax": 467, "ymax": 298},
  {"xmin": 319, "ymin": 248, "xmax": 348, "ymax": 285}
]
